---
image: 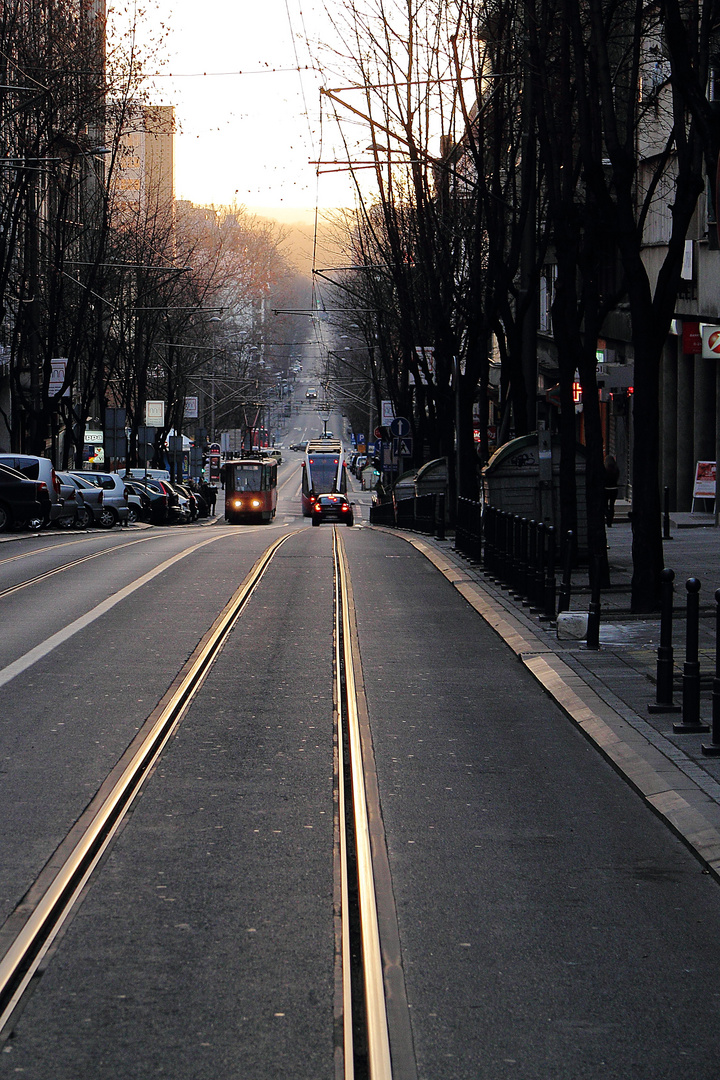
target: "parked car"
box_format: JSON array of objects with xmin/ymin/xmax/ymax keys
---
[
  {"xmin": 118, "ymin": 467, "xmax": 171, "ymax": 481},
  {"xmin": 262, "ymin": 448, "xmax": 283, "ymax": 465},
  {"xmin": 311, "ymin": 493, "xmax": 354, "ymax": 527},
  {"xmin": 169, "ymin": 481, "xmax": 199, "ymax": 521},
  {"xmin": 55, "ymin": 473, "xmax": 87, "ymax": 528},
  {"xmin": 124, "ymin": 488, "xmax": 144, "ymax": 524},
  {"xmin": 123, "ymin": 479, "xmax": 169, "ymax": 524},
  {"xmin": 70, "ymin": 471, "xmax": 129, "ymax": 527},
  {"xmin": 165, "ymin": 482, "xmax": 193, "ymax": 523},
  {"xmin": 0, "ymin": 462, "xmax": 52, "ymax": 532},
  {"xmin": 186, "ymin": 482, "xmax": 210, "ymax": 518},
  {"xmin": 58, "ymin": 472, "xmax": 107, "ymax": 528},
  {"xmin": 133, "ymin": 477, "xmax": 185, "ymax": 524},
  {"xmin": 0, "ymin": 454, "xmax": 75, "ymax": 527},
  {"xmin": 353, "ymin": 454, "xmax": 367, "ymax": 478}
]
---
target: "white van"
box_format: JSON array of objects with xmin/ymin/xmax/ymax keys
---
[{"xmin": 118, "ymin": 467, "xmax": 171, "ymax": 481}]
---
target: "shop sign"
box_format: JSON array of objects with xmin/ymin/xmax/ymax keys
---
[
  {"xmin": 683, "ymin": 322, "xmax": 703, "ymax": 355},
  {"xmin": 701, "ymin": 325, "xmax": 720, "ymax": 358}
]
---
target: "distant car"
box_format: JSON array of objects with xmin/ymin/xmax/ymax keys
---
[
  {"xmin": 311, "ymin": 493, "xmax": 354, "ymax": 527},
  {"xmin": 118, "ymin": 467, "xmax": 171, "ymax": 481},
  {"xmin": 0, "ymin": 462, "xmax": 52, "ymax": 532},
  {"xmin": 290, "ymin": 440, "xmax": 308, "ymax": 452},
  {"xmin": 262, "ymin": 448, "xmax": 283, "ymax": 465},
  {"xmin": 169, "ymin": 481, "xmax": 199, "ymax": 521},
  {"xmin": 306, "ymin": 388, "xmax": 318, "ymax": 399}
]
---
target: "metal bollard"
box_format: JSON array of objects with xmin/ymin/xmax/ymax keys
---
[
  {"xmin": 702, "ymin": 590, "xmax": 720, "ymax": 755},
  {"xmin": 434, "ymin": 493, "xmax": 445, "ymax": 541},
  {"xmin": 673, "ymin": 578, "xmax": 710, "ymax": 733},
  {"xmin": 543, "ymin": 526, "xmax": 557, "ymax": 621},
  {"xmin": 483, "ymin": 505, "xmax": 494, "ymax": 577},
  {"xmin": 556, "ymin": 530, "xmax": 574, "ymax": 614},
  {"xmin": 586, "ymin": 555, "xmax": 602, "ymax": 649},
  {"xmin": 498, "ymin": 512, "xmax": 509, "ymax": 588},
  {"xmin": 533, "ymin": 523, "xmax": 545, "ymax": 611},
  {"xmin": 502, "ymin": 513, "xmax": 516, "ymax": 591},
  {"xmin": 509, "ymin": 515, "xmax": 520, "ymax": 593},
  {"xmin": 518, "ymin": 518, "xmax": 530, "ymax": 600},
  {"xmin": 663, "ymin": 486, "xmax": 672, "ymax": 541},
  {"xmin": 526, "ymin": 521, "xmax": 537, "ymax": 606},
  {"xmin": 648, "ymin": 568, "xmax": 680, "ymax": 713}
]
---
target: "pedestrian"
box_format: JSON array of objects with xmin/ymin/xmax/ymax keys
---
[
  {"xmin": 604, "ymin": 454, "xmax": 620, "ymax": 527},
  {"xmin": 201, "ymin": 480, "xmax": 217, "ymax": 516}
]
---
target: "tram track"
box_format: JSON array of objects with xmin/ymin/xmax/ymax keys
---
[
  {"xmin": 333, "ymin": 529, "xmax": 393, "ymax": 1080},
  {"xmin": 0, "ymin": 525, "xmax": 413, "ymax": 1078},
  {"xmin": 0, "ymin": 531, "xmax": 294, "ymax": 1040},
  {"xmin": 0, "ymin": 534, "xmax": 165, "ymax": 601}
]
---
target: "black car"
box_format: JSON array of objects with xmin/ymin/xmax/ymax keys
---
[
  {"xmin": 0, "ymin": 461, "xmax": 52, "ymax": 531},
  {"xmin": 124, "ymin": 478, "xmax": 169, "ymax": 524},
  {"xmin": 311, "ymin": 493, "xmax": 354, "ymax": 527}
]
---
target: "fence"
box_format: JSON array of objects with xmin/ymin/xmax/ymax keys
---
[{"xmin": 369, "ymin": 493, "xmax": 446, "ymax": 538}]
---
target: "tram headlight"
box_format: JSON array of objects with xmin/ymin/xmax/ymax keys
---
[{"xmin": 251, "ymin": 499, "xmax": 261, "ymax": 508}]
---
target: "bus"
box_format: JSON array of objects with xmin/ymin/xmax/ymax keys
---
[
  {"xmin": 301, "ymin": 439, "xmax": 347, "ymax": 516},
  {"xmin": 222, "ymin": 458, "xmax": 278, "ymax": 524}
]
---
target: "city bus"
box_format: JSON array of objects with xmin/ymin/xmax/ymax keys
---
[
  {"xmin": 301, "ymin": 438, "xmax": 347, "ymax": 516},
  {"xmin": 222, "ymin": 457, "xmax": 278, "ymax": 524}
]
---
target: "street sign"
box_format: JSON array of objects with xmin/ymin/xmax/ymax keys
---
[
  {"xmin": 398, "ymin": 436, "xmax": 413, "ymax": 457},
  {"xmin": 390, "ymin": 416, "xmax": 410, "ymax": 437}
]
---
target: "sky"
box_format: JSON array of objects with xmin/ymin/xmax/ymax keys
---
[{"xmin": 138, "ymin": 0, "xmax": 362, "ymax": 220}]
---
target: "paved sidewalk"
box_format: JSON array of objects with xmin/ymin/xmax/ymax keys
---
[{"xmin": 377, "ymin": 513, "xmax": 720, "ymax": 882}]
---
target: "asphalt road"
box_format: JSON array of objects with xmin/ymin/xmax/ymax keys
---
[{"xmin": 2, "ymin": 489, "xmax": 720, "ymax": 1077}]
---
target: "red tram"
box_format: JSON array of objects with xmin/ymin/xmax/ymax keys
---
[{"xmin": 222, "ymin": 458, "xmax": 278, "ymax": 524}]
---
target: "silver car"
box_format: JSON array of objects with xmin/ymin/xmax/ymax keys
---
[
  {"xmin": 57, "ymin": 472, "xmax": 106, "ymax": 528},
  {"xmin": 70, "ymin": 471, "xmax": 129, "ymax": 527}
]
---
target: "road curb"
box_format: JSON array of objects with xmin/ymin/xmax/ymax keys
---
[{"xmin": 375, "ymin": 527, "xmax": 720, "ymax": 882}]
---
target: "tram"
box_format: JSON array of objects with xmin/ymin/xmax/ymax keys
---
[
  {"xmin": 301, "ymin": 438, "xmax": 348, "ymax": 516},
  {"xmin": 222, "ymin": 457, "xmax": 278, "ymax": 524}
]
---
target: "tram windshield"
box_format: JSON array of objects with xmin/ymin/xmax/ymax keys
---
[
  {"xmin": 228, "ymin": 463, "xmax": 262, "ymax": 491},
  {"xmin": 308, "ymin": 455, "xmax": 340, "ymax": 492}
]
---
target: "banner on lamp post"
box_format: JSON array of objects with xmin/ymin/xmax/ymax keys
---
[
  {"xmin": 145, "ymin": 400, "xmax": 165, "ymax": 427},
  {"xmin": 48, "ymin": 358, "xmax": 70, "ymax": 398}
]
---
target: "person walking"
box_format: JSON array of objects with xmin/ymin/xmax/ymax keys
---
[
  {"xmin": 201, "ymin": 480, "xmax": 217, "ymax": 516},
  {"xmin": 604, "ymin": 454, "xmax": 620, "ymax": 527}
]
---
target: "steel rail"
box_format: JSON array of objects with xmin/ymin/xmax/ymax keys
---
[
  {"xmin": 0, "ymin": 534, "xmax": 162, "ymax": 600},
  {"xmin": 334, "ymin": 530, "xmax": 356, "ymax": 1079},
  {"xmin": 334, "ymin": 529, "xmax": 393, "ymax": 1080},
  {"xmin": 0, "ymin": 531, "xmax": 294, "ymax": 1037}
]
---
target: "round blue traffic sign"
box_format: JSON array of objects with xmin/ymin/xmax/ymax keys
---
[{"xmin": 389, "ymin": 416, "xmax": 410, "ymax": 437}]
